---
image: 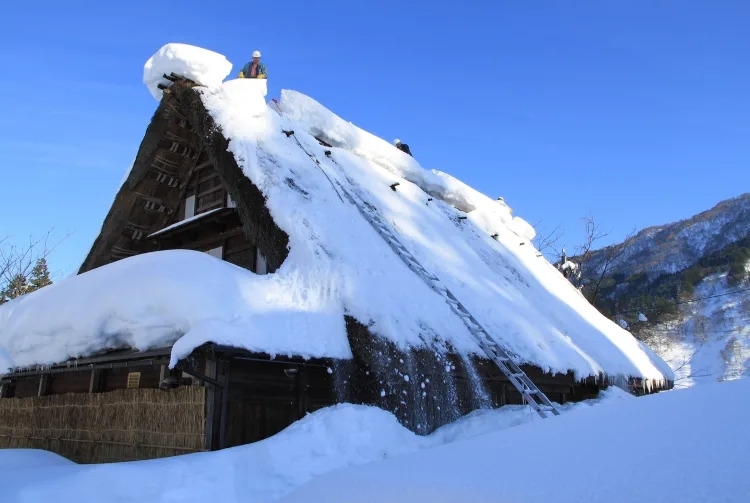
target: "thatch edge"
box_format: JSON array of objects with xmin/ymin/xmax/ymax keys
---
[
  {"xmin": 77, "ymin": 104, "xmax": 175, "ymax": 274},
  {"xmin": 171, "ymin": 82, "xmax": 290, "ymax": 272}
]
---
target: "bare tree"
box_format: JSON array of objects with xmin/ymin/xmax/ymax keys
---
[
  {"xmin": 1, "ymin": 230, "xmax": 67, "ymax": 304},
  {"xmin": 573, "ymin": 215, "xmax": 636, "ymax": 307},
  {"xmin": 531, "ymin": 222, "xmax": 564, "ymax": 258},
  {"xmin": 574, "ymin": 213, "xmax": 609, "ymax": 265}
]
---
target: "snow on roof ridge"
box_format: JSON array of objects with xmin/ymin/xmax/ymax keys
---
[{"xmin": 275, "ymin": 90, "xmax": 536, "ymax": 242}]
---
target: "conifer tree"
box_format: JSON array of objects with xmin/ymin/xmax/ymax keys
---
[
  {"xmin": 0, "ymin": 273, "xmax": 29, "ymax": 304},
  {"xmin": 29, "ymin": 258, "xmax": 52, "ymax": 291}
]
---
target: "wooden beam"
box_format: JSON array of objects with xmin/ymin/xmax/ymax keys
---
[
  {"xmin": 218, "ymin": 359, "xmax": 231, "ymax": 450},
  {"xmin": 204, "ymin": 357, "xmax": 217, "ymax": 451},
  {"xmin": 168, "ymin": 227, "xmax": 243, "ymax": 252},
  {"xmin": 37, "ymin": 374, "xmax": 50, "ymax": 396},
  {"xmin": 296, "ymin": 364, "xmax": 309, "ymax": 420},
  {"xmin": 193, "ymin": 159, "xmax": 214, "ymax": 172},
  {"xmin": 156, "ymin": 150, "xmax": 206, "ymax": 230},
  {"xmin": 88, "ymin": 369, "xmax": 102, "ymax": 393}
]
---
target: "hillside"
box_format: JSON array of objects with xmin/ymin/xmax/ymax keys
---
[
  {"xmin": 636, "ymin": 265, "xmax": 750, "ymax": 387},
  {"xmin": 569, "ymin": 194, "xmax": 750, "ymax": 386},
  {"xmin": 581, "ymin": 192, "xmax": 750, "ymax": 280}
]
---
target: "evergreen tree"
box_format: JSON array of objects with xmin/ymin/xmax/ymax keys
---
[
  {"xmin": 0, "ymin": 273, "xmax": 29, "ymax": 304},
  {"xmin": 28, "ymin": 258, "xmax": 52, "ymax": 291}
]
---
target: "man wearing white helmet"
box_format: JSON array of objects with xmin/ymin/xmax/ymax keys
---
[
  {"xmin": 238, "ymin": 50, "xmax": 268, "ymax": 79},
  {"xmin": 393, "ymin": 138, "xmax": 412, "ymax": 157}
]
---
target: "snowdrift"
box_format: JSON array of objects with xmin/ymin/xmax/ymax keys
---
[{"xmin": 1, "ymin": 380, "xmax": 747, "ymax": 503}]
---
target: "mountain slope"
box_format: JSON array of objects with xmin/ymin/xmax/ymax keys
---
[
  {"xmin": 637, "ymin": 265, "xmax": 750, "ymax": 387},
  {"xmin": 571, "ymin": 194, "xmax": 750, "ymax": 386},
  {"xmin": 583, "ymin": 193, "xmax": 750, "ymax": 279}
]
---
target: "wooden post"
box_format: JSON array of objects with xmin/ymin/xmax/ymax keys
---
[
  {"xmin": 218, "ymin": 359, "xmax": 231, "ymax": 450},
  {"xmin": 204, "ymin": 358, "xmax": 217, "ymax": 451},
  {"xmin": 37, "ymin": 374, "xmax": 50, "ymax": 396},
  {"xmin": 296, "ymin": 365, "xmax": 309, "ymax": 420},
  {"xmin": 89, "ymin": 369, "xmax": 102, "ymax": 393}
]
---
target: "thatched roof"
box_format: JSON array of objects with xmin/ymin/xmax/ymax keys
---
[{"xmin": 61, "ymin": 76, "xmax": 673, "ymax": 396}]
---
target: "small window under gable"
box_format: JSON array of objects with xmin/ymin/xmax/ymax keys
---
[
  {"xmin": 256, "ymin": 248, "xmax": 267, "ymax": 274},
  {"xmin": 207, "ymin": 246, "xmax": 223, "ymax": 259},
  {"xmin": 184, "ymin": 195, "xmax": 196, "ymax": 219}
]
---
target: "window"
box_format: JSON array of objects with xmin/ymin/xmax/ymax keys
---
[
  {"xmin": 184, "ymin": 195, "xmax": 196, "ymax": 219},
  {"xmin": 207, "ymin": 246, "xmax": 223, "ymax": 259},
  {"xmin": 256, "ymin": 248, "xmax": 267, "ymax": 274},
  {"xmin": 126, "ymin": 372, "xmax": 141, "ymax": 389},
  {"xmin": 225, "ymin": 248, "xmax": 255, "ymax": 271},
  {"xmin": 196, "ymin": 189, "xmax": 224, "ymax": 213},
  {"xmin": 227, "ymin": 193, "xmax": 236, "ymax": 208}
]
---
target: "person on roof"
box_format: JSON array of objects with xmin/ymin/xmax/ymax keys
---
[
  {"xmin": 238, "ymin": 50, "xmax": 268, "ymax": 79},
  {"xmin": 393, "ymin": 138, "xmax": 412, "ymax": 157}
]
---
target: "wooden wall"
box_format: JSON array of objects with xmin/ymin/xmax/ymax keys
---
[
  {"xmin": 221, "ymin": 357, "xmax": 336, "ymax": 448},
  {"xmin": 3, "ymin": 365, "xmax": 165, "ymax": 400},
  {"xmin": 149, "ymin": 163, "xmax": 271, "ymax": 275}
]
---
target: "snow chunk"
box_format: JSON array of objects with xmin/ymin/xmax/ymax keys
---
[{"xmin": 143, "ymin": 43, "xmax": 233, "ymax": 100}]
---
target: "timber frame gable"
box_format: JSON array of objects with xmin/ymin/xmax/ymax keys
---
[{"xmin": 79, "ymin": 79, "xmax": 289, "ymax": 275}]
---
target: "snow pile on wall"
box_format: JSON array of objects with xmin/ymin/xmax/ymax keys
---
[
  {"xmin": 143, "ymin": 43, "xmax": 233, "ymax": 100},
  {"xmin": 0, "ymin": 250, "xmax": 351, "ymax": 369}
]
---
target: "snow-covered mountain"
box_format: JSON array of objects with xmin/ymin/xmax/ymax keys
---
[
  {"xmin": 574, "ymin": 194, "xmax": 750, "ymax": 387},
  {"xmin": 582, "ymin": 193, "xmax": 750, "ymax": 279}
]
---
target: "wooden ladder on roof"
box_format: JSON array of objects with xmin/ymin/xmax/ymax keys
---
[{"xmin": 280, "ymin": 125, "xmax": 561, "ymax": 418}]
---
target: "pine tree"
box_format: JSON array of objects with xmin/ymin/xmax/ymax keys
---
[
  {"xmin": 28, "ymin": 258, "xmax": 52, "ymax": 291},
  {"xmin": 0, "ymin": 273, "xmax": 30, "ymax": 304}
]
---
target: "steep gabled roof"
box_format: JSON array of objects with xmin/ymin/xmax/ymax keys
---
[{"xmin": 0, "ymin": 73, "xmax": 674, "ymax": 387}]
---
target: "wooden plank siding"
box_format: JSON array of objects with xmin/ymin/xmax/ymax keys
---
[
  {"xmin": 147, "ymin": 162, "xmax": 269, "ymax": 275},
  {"xmin": 222, "ymin": 357, "xmax": 336, "ymax": 448},
  {"xmin": 49, "ymin": 371, "xmax": 91, "ymax": 395}
]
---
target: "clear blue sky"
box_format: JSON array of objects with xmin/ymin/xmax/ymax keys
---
[{"xmin": 1, "ymin": 0, "xmax": 748, "ymax": 280}]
